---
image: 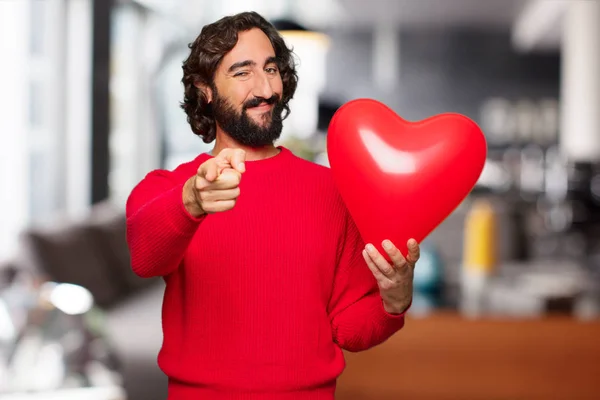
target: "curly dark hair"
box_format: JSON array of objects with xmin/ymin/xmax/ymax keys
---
[{"xmin": 181, "ymin": 11, "xmax": 299, "ymax": 143}]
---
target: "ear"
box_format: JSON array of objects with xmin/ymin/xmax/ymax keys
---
[{"xmin": 194, "ymin": 82, "xmax": 213, "ymax": 103}]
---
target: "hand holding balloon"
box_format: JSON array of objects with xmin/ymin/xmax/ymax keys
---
[{"xmin": 362, "ymin": 238, "xmax": 420, "ymax": 314}]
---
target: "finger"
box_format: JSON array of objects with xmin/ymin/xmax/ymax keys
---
[
  {"xmin": 198, "ymin": 161, "xmax": 219, "ymax": 182},
  {"xmin": 196, "ymin": 170, "xmax": 240, "ymax": 193},
  {"xmin": 381, "ymin": 240, "xmax": 408, "ymax": 270},
  {"xmin": 365, "ymin": 243, "xmax": 395, "ymax": 278},
  {"xmin": 199, "ymin": 187, "xmax": 240, "ymax": 203},
  {"xmin": 362, "ymin": 249, "xmax": 388, "ymax": 282},
  {"xmin": 216, "ymin": 148, "xmax": 246, "ymax": 173},
  {"xmin": 229, "ymin": 149, "xmax": 246, "ymax": 173},
  {"xmin": 213, "ymin": 169, "xmax": 241, "ymax": 189},
  {"xmin": 406, "ymin": 238, "xmax": 420, "ymax": 265},
  {"xmin": 201, "ymin": 199, "xmax": 236, "ymax": 214},
  {"xmin": 216, "ymin": 159, "xmax": 234, "ymax": 176}
]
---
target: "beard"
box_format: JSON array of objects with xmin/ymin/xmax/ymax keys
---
[{"xmin": 211, "ymin": 87, "xmax": 284, "ymax": 147}]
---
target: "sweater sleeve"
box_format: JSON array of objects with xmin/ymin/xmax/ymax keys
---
[
  {"xmin": 125, "ymin": 170, "xmax": 205, "ymax": 278},
  {"xmin": 328, "ymin": 210, "xmax": 409, "ymax": 352}
]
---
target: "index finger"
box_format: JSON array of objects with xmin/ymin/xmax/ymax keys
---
[
  {"xmin": 217, "ymin": 148, "xmax": 246, "ymax": 173},
  {"xmin": 198, "ymin": 159, "xmax": 219, "ymax": 182}
]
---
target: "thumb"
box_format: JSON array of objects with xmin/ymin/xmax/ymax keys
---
[{"xmin": 230, "ymin": 149, "xmax": 246, "ymax": 173}]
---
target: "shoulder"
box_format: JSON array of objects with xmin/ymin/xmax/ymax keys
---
[
  {"xmin": 286, "ymin": 150, "xmax": 337, "ymax": 184},
  {"xmin": 284, "ymin": 148, "xmax": 346, "ymax": 203},
  {"xmin": 284, "ymin": 148, "xmax": 333, "ymax": 178}
]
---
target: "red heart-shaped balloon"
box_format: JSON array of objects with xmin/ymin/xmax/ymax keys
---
[{"xmin": 327, "ymin": 98, "xmax": 487, "ymax": 258}]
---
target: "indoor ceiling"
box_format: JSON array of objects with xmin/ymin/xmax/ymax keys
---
[
  {"xmin": 130, "ymin": 0, "xmax": 566, "ymax": 52},
  {"xmin": 332, "ymin": 0, "xmax": 529, "ymax": 29}
]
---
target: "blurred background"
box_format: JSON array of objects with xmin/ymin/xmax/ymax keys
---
[{"xmin": 1, "ymin": 0, "xmax": 600, "ymax": 399}]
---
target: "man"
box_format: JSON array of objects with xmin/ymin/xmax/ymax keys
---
[{"xmin": 126, "ymin": 11, "xmax": 420, "ymax": 400}]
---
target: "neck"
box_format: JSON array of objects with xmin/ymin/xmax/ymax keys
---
[{"xmin": 211, "ymin": 129, "xmax": 280, "ymax": 161}]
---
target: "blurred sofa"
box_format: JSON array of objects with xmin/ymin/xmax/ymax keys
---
[{"xmin": 4, "ymin": 201, "xmax": 168, "ymax": 400}]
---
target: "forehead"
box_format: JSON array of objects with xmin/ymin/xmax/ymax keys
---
[{"xmin": 219, "ymin": 28, "xmax": 276, "ymax": 70}]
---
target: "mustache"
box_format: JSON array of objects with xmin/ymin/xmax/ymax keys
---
[{"xmin": 243, "ymin": 94, "xmax": 280, "ymax": 110}]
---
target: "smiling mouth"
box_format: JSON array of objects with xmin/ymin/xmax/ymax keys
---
[{"xmin": 248, "ymin": 103, "xmax": 273, "ymax": 112}]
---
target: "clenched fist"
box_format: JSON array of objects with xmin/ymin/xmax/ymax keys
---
[{"xmin": 183, "ymin": 148, "xmax": 246, "ymax": 217}]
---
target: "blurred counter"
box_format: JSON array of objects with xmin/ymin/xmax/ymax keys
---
[
  {"xmin": 0, "ymin": 386, "xmax": 126, "ymax": 400},
  {"xmin": 337, "ymin": 312, "xmax": 600, "ymax": 400}
]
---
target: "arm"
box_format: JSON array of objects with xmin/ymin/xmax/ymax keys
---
[
  {"xmin": 328, "ymin": 211, "xmax": 408, "ymax": 352},
  {"xmin": 126, "ymin": 148, "xmax": 246, "ymax": 278},
  {"xmin": 126, "ymin": 170, "xmax": 205, "ymax": 278}
]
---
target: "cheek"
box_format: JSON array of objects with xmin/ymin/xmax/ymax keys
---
[
  {"xmin": 228, "ymin": 88, "xmax": 250, "ymax": 108},
  {"xmin": 218, "ymin": 80, "xmax": 250, "ymax": 107},
  {"xmin": 273, "ymin": 75, "xmax": 284, "ymax": 95},
  {"xmin": 241, "ymin": 82, "xmax": 260, "ymax": 103}
]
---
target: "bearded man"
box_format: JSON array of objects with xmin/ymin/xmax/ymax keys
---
[{"xmin": 126, "ymin": 11, "xmax": 419, "ymax": 400}]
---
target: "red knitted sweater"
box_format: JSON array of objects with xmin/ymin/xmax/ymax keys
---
[{"xmin": 125, "ymin": 147, "xmax": 407, "ymax": 399}]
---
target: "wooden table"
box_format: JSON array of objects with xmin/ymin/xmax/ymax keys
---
[{"xmin": 336, "ymin": 312, "xmax": 600, "ymax": 400}]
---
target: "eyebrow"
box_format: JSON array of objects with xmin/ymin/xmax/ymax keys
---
[{"xmin": 227, "ymin": 56, "xmax": 278, "ymax": 73}]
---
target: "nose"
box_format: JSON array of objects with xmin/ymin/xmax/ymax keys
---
[{"xmin": 252, "ymin": 71, "xmax": 274, "ymax": 100}]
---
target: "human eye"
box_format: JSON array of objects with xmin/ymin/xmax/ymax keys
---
[
  {"xmin": 234, "ymin": 70, "xmax": 250, "ymax": 78},
  {"xmin": 265, "ymin": 66, "xmax": 279, "ymax": 74}
]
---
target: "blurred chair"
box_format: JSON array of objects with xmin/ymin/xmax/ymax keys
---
[{"xmin": 3, "ymin": 202, "xmax": 168, "ymax": 400}]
